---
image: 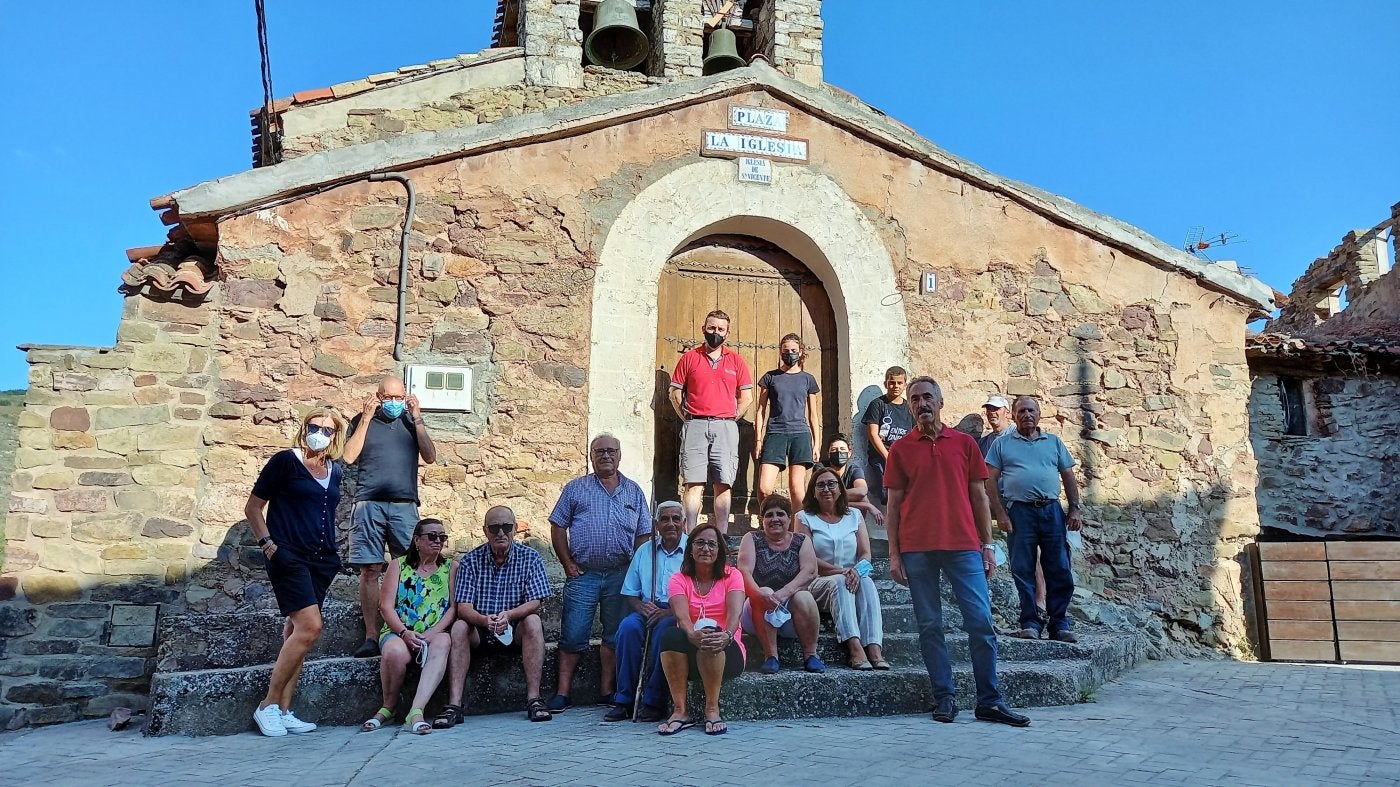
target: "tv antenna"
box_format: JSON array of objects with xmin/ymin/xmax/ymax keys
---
[{"xmin": 1183, "ymin": 227, "xmax": 1243, "ymax": 262}]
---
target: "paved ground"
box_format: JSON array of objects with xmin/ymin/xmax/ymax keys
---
[{"xmin": 3, "ymin": 659, "xmax": 1397, "ymax": 786}]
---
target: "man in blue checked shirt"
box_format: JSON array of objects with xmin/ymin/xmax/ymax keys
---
[
  {"xmin": 441, "ymin": 506, "xmax": 555, "ymax": 724},
  {"xmin": 604, "ymin": 501, "xmax": 687, "ymax": 722},
  {"xmin": 546, "ymin": 434, "xmax": 652, "ymax": 713}
]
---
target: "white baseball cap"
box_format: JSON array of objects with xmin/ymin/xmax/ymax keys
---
[{"xmin": 984, "ymin": 395, "xmax": 1010, "ymax": 409}]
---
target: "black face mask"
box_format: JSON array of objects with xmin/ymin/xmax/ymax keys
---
[
  {"xmin": 704, "ymin": 331, "xmax": 725, "ymax": 349},
  {"xmin": 781, "ymin": 352, "xmax": 800, "ymax": 367},
  {"xmin": 826, "ymin": 450, "xmax": 850, "ymax": 467}
]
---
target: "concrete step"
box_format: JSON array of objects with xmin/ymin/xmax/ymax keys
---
[
  {"xmin": 742, "ymin": 631, "xmax": 1105, "ymax": 670},
  {"xmin": 146, "ymin": 630, "xmax": 1146, "ymax": 735}
]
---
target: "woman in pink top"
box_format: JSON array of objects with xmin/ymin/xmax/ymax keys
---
[{"xmin": 658, "ymin": 522, "xmax": 745, "ymax": 736}]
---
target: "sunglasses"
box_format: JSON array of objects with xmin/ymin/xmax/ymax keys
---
[
  {"xmin": 486, "ymin": 524, "xmax": 515, "ymax": 535},
  {"xmin": 815, "ymin": 480, "xmax": 841, "ymax": 490},
  {"xmin": 419, "ymin": 533, "xmax": 448, "ymax": 543},
  {"xmin": 305, "ymin": 424, "xmax": 336, "ymax": 437}
]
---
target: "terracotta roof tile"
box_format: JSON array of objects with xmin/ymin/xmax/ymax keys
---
[
  {"xmin": 1246, "ymin": 331, "xmax": 1400, "ymax": 360},
  {"xmin": 119, "ymin": 244, "xmax": 218, "ymax": 300},
  {"xmin": 292, "ymin": 86, "xmax": 335, "ymax": 103}
]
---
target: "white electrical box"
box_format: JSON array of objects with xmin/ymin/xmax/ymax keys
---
[
  {"xmin": 405, "ymin": 365, "xmax": 473, "ymax": 412},
  {"xmin": 921, "ymin": 272, "xmax": 937, "ymax": 294}
]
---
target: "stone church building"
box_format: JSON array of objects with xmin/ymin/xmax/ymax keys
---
[{"xmin": 1, "ymin": 1, "xmax": 1275, "ymax": 728}]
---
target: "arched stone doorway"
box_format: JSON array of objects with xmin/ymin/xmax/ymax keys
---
[
  {"xmin": 587, "ymin": 159, "xmax": 909, "ymax": 501},
  {"xmin": 652, "ymin": 234, "xmax": 838, "ymax": 518}
]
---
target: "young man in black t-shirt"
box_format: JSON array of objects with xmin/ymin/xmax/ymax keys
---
[{"xmin": 860, "ymin": 366, "xmax": 913, "ymax": 506}]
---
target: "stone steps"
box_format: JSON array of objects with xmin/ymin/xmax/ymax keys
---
[{"xmin": 146, "ymin": 631, "xmax": 1145, "ymax": 735}]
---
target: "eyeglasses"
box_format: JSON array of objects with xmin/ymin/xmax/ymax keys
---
[
  {"xmin": 305, "ymin": 424, "xmax": 336, "ymax": 437},
  {"xmin": 691, "ymin": 540, "xmax": 719, "ymax": 551},
  {"xmin": 380, "ymin": 395, "xmax": 406, "ymax": 403},
  {"xmin": 814, "ymin": 481, "xmax": 841, "ymax": 490},
  {"xmin": 486, "ymin": 524, "xmax": 515, "ymax": 535},
  {"xmin": 591, "ymin": 447, "xmax": 620, "ymax": 455},
  {"xmin": 419, "ymin": 533, "xmax": 448, "ymax": 543}
]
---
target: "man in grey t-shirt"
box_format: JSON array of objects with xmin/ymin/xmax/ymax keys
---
[{"xmin": 343, "ymin": 376, "xmax": 437, "ymax": 657}]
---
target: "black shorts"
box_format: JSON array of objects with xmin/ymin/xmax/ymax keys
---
[
  {"xmin": 472, "ymin": 623, "xmax": 523, "ymax": 652},
  {"xmin": 759, "ymin": 431, "xmax": 814, "ymax": 469},
  {"xmin": 660, "ymin": 626, "xmax": 744, "ymax": 682},
  {"xmin": 266, "ymin": 547, "xmax": 340, "ymax": 616}
]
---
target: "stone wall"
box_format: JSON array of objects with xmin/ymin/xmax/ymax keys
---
[
  {"xmin": 1269, "ymin": 203, "xmax": 1399, "ymax": 335},
  {"xmin": 520, "ymin": 0, "xmax": 584, "ymax": 88},
  {"xmin": 650, "ymin": 0, "xmax": 704, "ymax": 78},
  {"xmin": 0, "ymin": 296, "xmax": 217, "ymax": 729},
  {"xmin": 283, "ymin": 68, "xmax": 654, "ymax": 159},
  {"xmin": 1248, "ymin": 371, "xmax": 1400, "ymax": 538},
  {"xmin": 755, "ymin": 0, "xmax": 823, "ymax": 85}
]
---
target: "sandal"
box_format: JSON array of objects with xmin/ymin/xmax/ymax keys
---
[
  {"xmin": 360, "ymin": 707, "xmax": 393, "ymax": 732},
  {"xmin": 850, "ymin": 659, "xmax": 874, "ymax": 671},
  {"xmin": 704, "ymin": 718, "xmax": 728, "ymax": 736},
  {"xmin": 525, "ymin": 696, "xmax": 553, "ymax": 722},
  {"xmin": 657, "ymin": 717, "xmax": 694, "ymax": 736},
  {"xmin": 432, "ymin": 704, "xmax": 464, "ymax": 729},
  {"xmin": 404, "ymin": 708, "xmax": 431, "ymax": 735},
  {"xmin": 871, "ymin": 659, "xmax": 892, "ymax": 670}
]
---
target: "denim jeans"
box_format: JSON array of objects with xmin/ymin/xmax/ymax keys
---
[
  {"xmin": 1007, "ymin": 501, "xmax": 1075, "ymax": 634},
  {"xmin": 611, "ymin": 609, "xmax": 676, "ymax": 709},
  {"xmin": 559, "ymin": 567, "xmax": 627, "ymax": 652},
  {"xmin": 903, "ymin": 549, "xmax": 1001, "ymax": 708}
]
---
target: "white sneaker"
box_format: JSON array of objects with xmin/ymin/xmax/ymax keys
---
[
  {"xmin": 281, "ymin": 709, "xmax": 317, "ymax": 734},
  {"xmin": 253, "ymin": 703, "xmax": 287, "ymax": 737}
]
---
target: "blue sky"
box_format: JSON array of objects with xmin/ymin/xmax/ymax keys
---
[{"xmin": 1, "ymin": 2, "xmax": 1395, "ymax": 390}]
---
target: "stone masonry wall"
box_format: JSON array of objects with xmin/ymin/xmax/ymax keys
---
[
  {"xmin": 1248, "ymin": 372, "xmax": 1400, "ymax": 538},
  {"xmin": 0, "ymin": 296, "xmax": 217, "ymax": 729},
  {"xmin": 755, "ymin": 0, "xmax": 823, "ymax": 86},
  {"xmin": 521, "ymin": 0, "xmax": 584, "ymax": 88},
  {"xmin": 650, "ymin": 0, "xmax": 704, "ymax": 78},
  {"xmin": 283, "ymin": 68, "xmax": 654, "ymax": 160}
]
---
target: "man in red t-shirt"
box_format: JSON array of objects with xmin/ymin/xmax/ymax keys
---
[
  {"xmin": 668, "ymin": 310, "xmax": 754, "ymax": 532},
  {"xmin": 884, "ymin": 376, "xmax": 1030, "ymax": 728}
]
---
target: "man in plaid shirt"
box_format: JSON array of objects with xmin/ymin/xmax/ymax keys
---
[{"xmin": 443, "ymin": 506, "xmax": 556, "ymax": 722}]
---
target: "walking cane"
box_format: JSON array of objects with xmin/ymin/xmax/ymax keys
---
[{"xmin": 632, "ymin": 522, "xmax": 661, "ymax": 723}]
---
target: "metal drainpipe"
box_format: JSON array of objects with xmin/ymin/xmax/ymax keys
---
[{"xmin": 367, "ymin": 173, "xmax": 417, "ymax": 362}]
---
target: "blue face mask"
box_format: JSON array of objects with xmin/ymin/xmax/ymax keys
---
[{"xmin": 381, "ymin": 400, "xmax": 406, "ymax": 420}]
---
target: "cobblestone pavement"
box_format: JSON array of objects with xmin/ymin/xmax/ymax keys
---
[{"xmin": 4, "ymin": 659, "xmax": 1397, "ymax": 786}]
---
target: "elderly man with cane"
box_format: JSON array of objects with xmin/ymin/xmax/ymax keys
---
[{"xmin": 605, "ymin": 502, "xmax": 688, "ymax": 723}]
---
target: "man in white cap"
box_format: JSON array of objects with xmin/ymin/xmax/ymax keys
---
[
  {"xmin": 977, "ymin": 394, "xmax": 1015, "ymax": 458},
  {"xmin": 604, "ymin": 501, "xmax": 687, "ymax": 722}
]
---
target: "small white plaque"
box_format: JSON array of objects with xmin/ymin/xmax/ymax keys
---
[
  {"xmin": 737, "ymin": 157, "xmax": 773, "ymax": 184},
  {"xmin": 701, "ymin": 131, "xmax": 808, "ymax": 162},
  {"xmin": 405, "ymin": 365, "xmax": 473, "ymax": 412},
  {"xmin": 921, "ymin": 272, "xmax": 937, "ymax": 294},
  {"xmin": 729, "ymin": 105, "xmax": 790, "ymax": 133}
]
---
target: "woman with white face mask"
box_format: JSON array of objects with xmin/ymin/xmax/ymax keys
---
[{"xmin": 244, "ymin": 406, "xmax": 348, "ymax": 738}]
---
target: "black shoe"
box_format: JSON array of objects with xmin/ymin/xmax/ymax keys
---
[
  {"xmin": 603, "ymin": 704, "xmax": 631, "ymax": 722},
  {"xmin": 931, "ymin": 697, "xmax": 957, "ymax": 723},
  {"xmin": 1050, "ymin": 630, "xmax": 1079, "ymax": 643},
  {"xmin": 352, "ymin": 638, "xmax": 379, "ymax": 658},
  {"xmin": 635, "ymin": 704, "xmax": 665, "ymax": 723},
  {"xmin": 545, "ymin": 694, "xmax": 570, "ymax": 712},
  {"xmin": 975, "ymin": 703, "xmax": 1030, "ymax": 727}
]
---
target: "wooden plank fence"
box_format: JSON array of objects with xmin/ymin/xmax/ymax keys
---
[{"xmin": 1257, "ymin": 540, "xmax": 1400, "ymax": 664}]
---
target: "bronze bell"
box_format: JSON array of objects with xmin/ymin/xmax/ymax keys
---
[
  {"xmin": 703, "ymin": 27, "xmax": 746, "ymax": 76},
  {"xmin": 585, "ymin": 0, "xmax": 650, "ymax": 70}
]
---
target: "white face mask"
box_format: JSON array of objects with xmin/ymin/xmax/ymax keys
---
[{"xmin": 306, "ymin": 432, "xmax": 332, "ymax": 452}]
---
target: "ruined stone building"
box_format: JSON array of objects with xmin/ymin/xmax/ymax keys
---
[
  {"xmin": 2, "ymin": 1, "xmax": 1276, "ymax": 729},
  {"xmin": 1247, "ymin": 205, "xmax": 1400, "ymax": 539}
]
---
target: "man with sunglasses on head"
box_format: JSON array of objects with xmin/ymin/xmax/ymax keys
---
[
  {"xmin": 545, "ymin": 433, "xmax": 651, "ymax": 714},
  {"xmin": 344, "ymin": 375, "xmax": 437, "ymax": 658},
  {"xmin": 444, "ymin": 506, "xmax": 555, "ymax": 722}
]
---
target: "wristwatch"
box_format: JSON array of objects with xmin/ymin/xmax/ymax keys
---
[{"xmin": 258, "ymin": 536, "xmax": 273, "ymax": 547}]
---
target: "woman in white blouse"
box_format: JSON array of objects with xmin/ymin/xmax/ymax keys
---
[{"xmin": 795, "ymin": 465, "xmax": 887, "ymax": 670}]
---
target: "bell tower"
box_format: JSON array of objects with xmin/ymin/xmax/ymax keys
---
[{"xmin": 496, "ymin": 1, "xmax": 823, "ymax": 87}]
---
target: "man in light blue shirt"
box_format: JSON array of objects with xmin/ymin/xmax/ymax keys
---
[
  {"xmin": 985, "ymin": 396, "xmax": 1082, "ymax": 644},
  {"xmin": 604, "ymin": 501, "xmax": 687, "ymax": 722}
]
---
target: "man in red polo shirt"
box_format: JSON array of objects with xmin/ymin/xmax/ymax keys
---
[
  {"xmin": 885, "ymin": 376, "xmax": 1030, "ymax": 728},
  {"xmin": 669, "ymin": 310, "xmax": 754, "ymax": 532}
]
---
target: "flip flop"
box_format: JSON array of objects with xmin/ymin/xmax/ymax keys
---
[
  {"xmin": 704, "ymin": 718, "xmax": 728, "ymax": 736},
  {"xmin": 360, "ymin": 707, "xmax": 393, "ymax": 732},
  {"xmin": 657, "ymin": 718, "xmax": 694, "ymax": 736}
]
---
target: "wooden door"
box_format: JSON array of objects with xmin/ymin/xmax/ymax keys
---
[{"xmin": 653, "ymin": 235, "xmax": 838, "ymax": 525}]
